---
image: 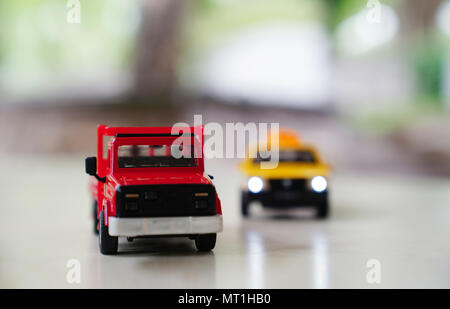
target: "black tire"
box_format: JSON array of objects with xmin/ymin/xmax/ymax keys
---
[
  {"xmin": 195, "ymin": 233, "xmax": 216, "ymax": 252},
  {"xmin": 99, "ymin": 210, "xmax": 118, "ymax": 255},
  {"xmin": 316, "ymin": 198, "xmax": 329, "ymax": 219},
  {"xmin": 241, "ymin": 192, "xmax": 249, "ymax": 217},
  {"xmin": 93, "ymin": 200, "xmax": 99, "ymax": 235}
]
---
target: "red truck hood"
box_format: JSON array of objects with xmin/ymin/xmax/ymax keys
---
[{"xmin": 110, "ymin": 172, "xmax": 211, "ymax": 186}]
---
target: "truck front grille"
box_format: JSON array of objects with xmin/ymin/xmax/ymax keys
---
[
  {"xmin": 269, "ymin": 179, "xmax": 308, "ymax": 193},
  {"xmin": 116, "ymin": 184, "xmax": 216, "ymax": 218}
]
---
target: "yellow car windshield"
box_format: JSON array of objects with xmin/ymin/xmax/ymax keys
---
[{"xmin": 253, "ymin": 150, "xmax": 316, "ymax": 164}]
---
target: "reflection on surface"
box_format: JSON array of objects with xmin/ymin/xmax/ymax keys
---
[
  {"xmin": 94, "ymin": 237, "xmax": 217, "ymax": 288},
  {"xmin": 2, "ymin": 155, "xmax": 450, "ymax": 288},
  {"xmin": 312, "ymin": 233, "xmax": 329, "ymax": 289},
  {"xmin": 246, "ymin": 231, "xmax": 265, "ymax": 288}
]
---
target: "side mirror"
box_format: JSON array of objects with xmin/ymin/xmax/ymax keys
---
[
  {"xmin": 85, "ymin": 157, "xmax": 106, "ymax": 183},
  {"xmin": 85, "ymin": 157, "xmax": 97, "ymax": 176},
  {"xmin": 208, "ymin": 174, "xmax": 214, "ymax": 180}
]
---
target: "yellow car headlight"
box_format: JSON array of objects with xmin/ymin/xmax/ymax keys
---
[
  {"xmin": 311, "ymin": 176, "xmax": 327, "ymax": 193},
  {"xmin": 248, "ymin": 177, "xmax": 264, "ymax": 193}
]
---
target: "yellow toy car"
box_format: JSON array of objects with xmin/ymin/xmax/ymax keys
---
[{"xmin": 239, "ymin": 129, "xmax": 330, "ymax": 218}]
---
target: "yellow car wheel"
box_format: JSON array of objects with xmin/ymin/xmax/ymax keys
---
[
  {"xmin": 316, "ymin": 199, "xmax": 329, "ymax": 219},
  {"xmin": 241, "ymin": 192, "xmax": 249, "ymax": 217}
]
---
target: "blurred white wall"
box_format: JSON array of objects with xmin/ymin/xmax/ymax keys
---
[{"xmin": 190, "ymin": 22, "xmax": 332, "ymax": 109}]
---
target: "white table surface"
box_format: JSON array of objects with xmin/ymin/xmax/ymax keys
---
[{"xmin": 1, "ymin": 155, "xmax": 449, "ymax": 288}]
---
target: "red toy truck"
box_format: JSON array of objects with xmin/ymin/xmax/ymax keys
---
[{"xmin": 85, "ymin": 125, "xmax": 223, "ymax": 254}]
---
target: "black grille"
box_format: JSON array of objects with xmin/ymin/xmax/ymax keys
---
[
  {"xmin": 269, "ymin": 179, "xmax": 307, "ymax": 193},
  {"xmin": 116, "ymin": 184, "xmax": 216, "ymax": 217}
]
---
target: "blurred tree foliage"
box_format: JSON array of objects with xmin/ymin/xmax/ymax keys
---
[
  {"xmin": 179, "ymin": 0, "xmax": 325, "ymax": 85},
  {"xmin": 401, "ymin": 0, "xmax": 445, "ymax": 107},
  {"xmin": 1, "ymin": 0, "xmax": 446, "ymax": 109},
  {"xmin": 134, "ymin": 0, "xmax": 184, "ymax": 102},
  {"xmin": 324, "ymin": 0, "xmax": 446, "ymax": 107},
  {"xmin": 0, "ymin": 0, "xmax": 138, "ymax": 98},
  {"xmin": 411, "ymin": 37, "xmax": 445, "ymax": 105},
  {"xmin": 182, "ymin": 0, "xmax": 324, "ymax": 55},
  {"xmin": 322, "ymin": 0, "xmax": 400, "ymax": 32},
  {"xmin": 322, "ymin": 0, "xmax": 363, "ymax": 31}
]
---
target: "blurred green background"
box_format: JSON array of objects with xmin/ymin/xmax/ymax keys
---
[{"xmin": 0, "ymin": 0, "xmax": 449, "ymax": 175}]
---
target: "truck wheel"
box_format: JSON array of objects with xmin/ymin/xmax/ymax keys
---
[
  {"xmin": 99, "ymin": 210, "xmax": 118, "ymax": 255},
  {"xmin": 195, "ymin": 233, "xmax": 216, "ymax": 252},
  {"xmin": 241, "ymin": 192, "xmax": 249, "ymax": 217},
  {"xmin": 92, "ymin": 201, "xmax": 99, "ymax": 235},
  {"xmin": 316, "ymin": 198, "xmax": 329, "ymax": 219}
]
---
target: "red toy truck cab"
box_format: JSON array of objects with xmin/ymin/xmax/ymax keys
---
[{"xmin": 85, "ymin": 125, "xmax": 223, "ymax": 255}]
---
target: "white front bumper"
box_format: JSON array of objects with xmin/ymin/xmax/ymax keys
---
[{"xmin": 108, "ymin": 215, "xmax": 223, "ymax": 237}]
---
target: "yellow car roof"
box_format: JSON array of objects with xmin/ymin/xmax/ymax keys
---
[{"xmin": 240, "ymin": 129, "xmax": 330, "ymax": 178}]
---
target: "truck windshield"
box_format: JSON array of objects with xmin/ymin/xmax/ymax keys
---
[
  {"xmin": 253, "ymin": 150, "xmax": 316, "ymax": 163},
  {"xmin": 118, "ymin": 144, "xmax": 197, "ymax": 168}
]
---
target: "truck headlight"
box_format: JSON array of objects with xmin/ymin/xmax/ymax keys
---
[
  {"xmin": 125, "ymin": 201, "xmax": 139, "ymax": 211},
  {"xmin": 194, "ymin": 199, "xmax": 209, "ymax": 210},
  {"xmin": 124, "ymin": 193, "xmax": 140, "ymax": 211},
  {"xmin": 311, "ymin": 176, "xmax": 327, "ymax": 193},
  {"xmin": 248, "ymin": 176, "xmax": 264, "ymax": 193}
]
